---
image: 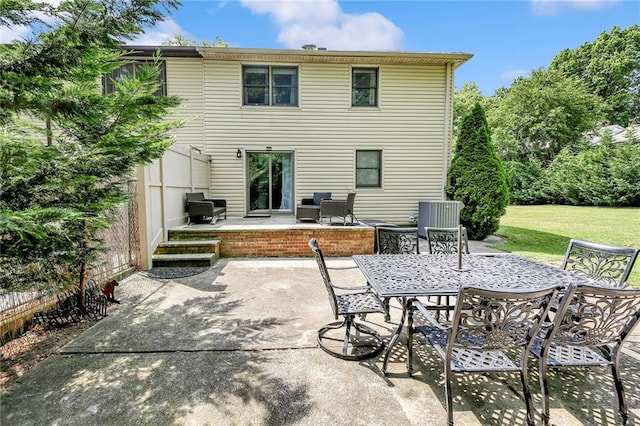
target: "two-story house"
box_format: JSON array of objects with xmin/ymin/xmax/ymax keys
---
[{"xmin": 121, "ymin": 45, "xmax": 472, "ymax": 224}]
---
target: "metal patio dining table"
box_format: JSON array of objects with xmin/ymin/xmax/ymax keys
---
[{"xmin": 352, "ymin": 253, "xmax": 605, "ymax": 374}]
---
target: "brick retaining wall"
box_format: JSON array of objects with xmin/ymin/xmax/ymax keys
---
[{"xmin": 168, "ymin": 227, "xmax": 375, "ymax": 257}]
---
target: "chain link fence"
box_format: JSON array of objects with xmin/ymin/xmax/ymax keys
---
[{"xmin": 0, "ymin": 190, "xmax": 140, "ymax": 342}]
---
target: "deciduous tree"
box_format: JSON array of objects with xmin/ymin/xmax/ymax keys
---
[
  {"xmin": 550, "ymin": 25, "xmax": 640, "ymax": 127},
  {"xmin": 162, "ymin": 34, "xmax": 228, "ymax": 47},
  {"xmin": 487, "ymin": 68, "xmax": 605, "ymax": 166}
]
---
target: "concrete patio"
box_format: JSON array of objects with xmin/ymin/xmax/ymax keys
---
[{"xmin": 2, "ymin": 251, "xmax": 640, "ymax": 425}]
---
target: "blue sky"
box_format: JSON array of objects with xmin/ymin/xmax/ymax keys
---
[{"xmin": 1, "ymin": 1, "xmax": 638, "ymax": 94}]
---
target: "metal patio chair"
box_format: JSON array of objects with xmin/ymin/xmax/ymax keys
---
[
  {"xmin": 410, "ymin": 284, "xmax": 560, "ymax": 426},
  {"xmin": 425, "ymin": 226, "xmax": 470, "ymax": 255},
  {"xmin": 531, "ymin": 283, "xmax": 640, "ymax": 426},
  {"xmin": 561, "ymin": 239, "xmax": 639, "ymax": 287},
  {"xmin": 376, "ymin": 226, "xmax": 420, "ymax": 255},
  {"xmin": 375, "ymin": 226, "xmax": 420, "ymax": 320},
  {"xmin": 424, "ymin": 226, "xmax": 471, "ymax": 320},
  {"xmin": 309, "ymin": 238, "xmax": 387, "ymax": 360}
]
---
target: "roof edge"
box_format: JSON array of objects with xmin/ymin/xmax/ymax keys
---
[
  {"xmin": 197, "ymin": 47, "xmax": 473, "ymax": 67},
  {"xmin": 122, "ymin": 45, "xmax": 472, "ymax": 67},
  {"xmin": 122, "ymin": 45, "xmax": 202, "ymax": 58}
]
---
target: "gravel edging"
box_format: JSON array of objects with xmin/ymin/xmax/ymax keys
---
[{"xmin": 145, "ymin": 267, "xmax": 211, "ymax": 280}]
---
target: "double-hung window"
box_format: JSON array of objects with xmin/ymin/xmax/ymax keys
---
[
  {"xmin": 102, "ymin": 60, "xmax": 167, "ymax": 96},
  {"xmin": 243, "ymin": 65, "xmax": 298, "ymax": 106},
  {"xmin": 356, "ymin": 150, "xmax": 382, "ymax": 188},
  {"xmin": 352, "ymin": 68, "xmax": 378, "ymax": 107}
]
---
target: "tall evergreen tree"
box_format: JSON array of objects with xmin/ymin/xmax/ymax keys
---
[
  {"xmin": 0, "ymin": 0, "xmax": 183, "ymax": 308},
  {"xmin": 447, "ymin": 103, "xmax": 509, "ymax": 240}
]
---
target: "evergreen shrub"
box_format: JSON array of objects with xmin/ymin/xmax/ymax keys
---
[
  {"xmin": 504, "ymin": 160, "xmax": 548, "ymax": 205},
  {"xmin": 446, "ymin": 103, "xmax": 509, "ymax": 240},
  {"xmin": 544, "ymin": 140, "xmax": 640, "ymax": 207}
]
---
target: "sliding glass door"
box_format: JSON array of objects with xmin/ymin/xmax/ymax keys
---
[{"xmin": 247, "ymin": 152, "xmax": 293, "ymax": 216}]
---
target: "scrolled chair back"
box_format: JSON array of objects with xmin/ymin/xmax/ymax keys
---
[
  {"xmin": 425, "ymin": 226, "xmax": 470, "ymax": 254},
  {"xmin": 309, "ymin": 238, "xmax": 339, "ymax": 319},
  {"xmin": 562, "ymin": 239, "xmax": 639, "ymax": 287},
  {"xmin": 451, "ymin": 285, "xmax": 560, "ymax": 351},
  {"xmin": 549, "ymin": 284, "xmax": 640, "ymax": 348},
  {"xmin": 376, "ymin": 227, "xmax": 419, "ymax": 254}
]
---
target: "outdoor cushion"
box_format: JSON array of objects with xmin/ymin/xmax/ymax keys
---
[{"xmin": 296, "ymin": 192, "xmax": 331, "ymax": 222}]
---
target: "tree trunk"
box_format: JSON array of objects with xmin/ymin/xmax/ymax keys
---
[
  {"xmin": 77, "ymin": 228, "xmax": 89, "ymax": 313},
  {"xmin": 77, "ymin": 260, "xmax": 87, "ymax": 313}
]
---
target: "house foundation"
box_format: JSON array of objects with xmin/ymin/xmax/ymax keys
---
[{"xmin": 167, "ymin": 223, "xmax": 375, "ymax": 258}]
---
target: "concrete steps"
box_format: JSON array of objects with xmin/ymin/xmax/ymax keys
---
[{"xmin": 151, "ymin": 239, "xmax": 221, "ymax": 268}]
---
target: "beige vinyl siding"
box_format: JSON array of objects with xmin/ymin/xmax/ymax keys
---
[
  {"xmin": 196, "ymin": 59, "xmax": 452, "ymax": 221},
  {"xmin": 203, "ymin": 61, "xmax": 247, "ymax": 214},
  {"xmin": 165, "ymin": 58, "xmax": 205, "ymax": 150},
  {"xmin": 368, "ymin": 65, "xmax": 449, "ymax": 220}
]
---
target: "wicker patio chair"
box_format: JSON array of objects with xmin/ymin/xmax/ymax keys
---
[
  {"xmin": 530, "ymin": 283, "xmax": 640, "ymax": 426},
  {"xmin": 309, "ymin": 238, "xmax": 387, "ymax": 360},
  {"xmin": 186, "ymin": 192, "xmax": 227, "ymax": 224},
  {"xmin": 561, "ymin": 239, "xmax": 639, "ymax": 287},
  {"xmin": 296, "ymin": 192, "xmax": 331, "ymax": 222},
  {"xmin": 319, "ymin": 192, "xmax": 357, "ymax": 225},
  {"xmin": 411, "ymin": 284, "xmax": 560, "ymax": 426}
]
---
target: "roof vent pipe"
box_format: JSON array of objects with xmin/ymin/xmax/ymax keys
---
[{"xmin": 301, "ymin": 44, "xmax": 316, "ymax": 50}]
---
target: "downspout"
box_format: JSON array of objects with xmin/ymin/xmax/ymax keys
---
[
  {"xmin": 196, "ymin": 48, "xmax": 212, "ymax": 196},
  {"xmin": 442, "ymin": 62, "xmax": 454, "ymax": 199}
]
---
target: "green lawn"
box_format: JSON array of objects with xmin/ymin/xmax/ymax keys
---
[{"xmin": 490, "ymin": 205, "xmax": 640, "ymax": 287}]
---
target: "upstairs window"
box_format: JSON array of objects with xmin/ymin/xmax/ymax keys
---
[
  {"xmin": 102, "ymin": 60, "xmax": 167, "ymax": 96},
  {"xmin": 243, "ymin": 66, "xmax": 298, "ymax": 106},
  {"xmin": 356, "ymin": 150, "xmax": 382, "ymax": 188},
  {"xmin": 352, "ymin": 68, "xmax": 378, "ymax": 107}
]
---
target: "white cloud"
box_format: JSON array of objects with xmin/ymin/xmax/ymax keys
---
[
  {"xmin": 501, "ymin": 69, "xmax": 528, "ymax": 80},
  {"xmin": 129, "ymin": 19, "xmax": 193, "ymax": 45},
  {"xmin": 0, "ymin": 0, "xmax": 61, "ymax": 43},
  {"xmin": 240, "ymin": 0, "xmax": 403, "ymax": 51},
  {"xmin": 532, "ymin": 0, "xmax": 620, "ymax": 16},
  {"xmin": 242, "ymin": 0, "xmax": 341, "ymax": 24},
  {"xmin": 500, "ymin": 69, "xmax": 529, "ymax": 86},
  {"xmin": 0, "ymin": 1, "xmax": 186, "ymax": 46},
  {"xmin": 0, "ymin": 25, "xmax": 30, "ymax": 43}
]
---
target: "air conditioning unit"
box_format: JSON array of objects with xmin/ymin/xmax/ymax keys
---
[{"xmin": 417, "ymin": 201, "xmax": 461, "ymax": 238}]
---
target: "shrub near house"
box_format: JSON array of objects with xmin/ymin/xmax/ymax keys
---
[{"xmin": 447, "ymin": 103, "xmax": 509, "ymax": 240}]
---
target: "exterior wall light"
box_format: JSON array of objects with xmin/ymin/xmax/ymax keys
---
[{"xmin": 236, "ymin": 149, "xmax": 243, "ymax": 159}]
